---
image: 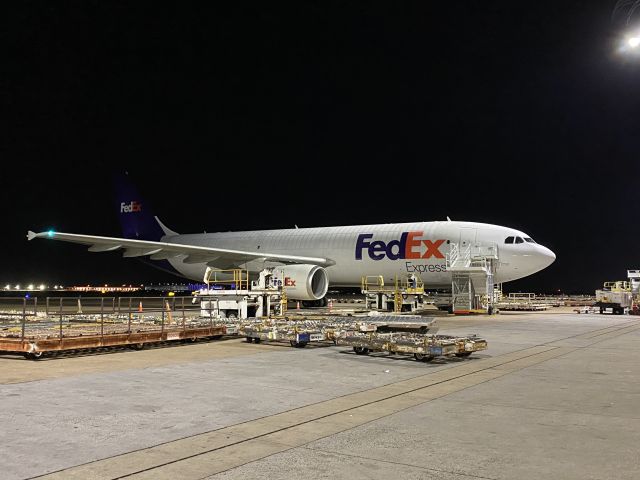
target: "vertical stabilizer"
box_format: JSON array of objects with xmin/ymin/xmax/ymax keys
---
[{"xmin": 114, "ymin": 172, "xmax": 174, "ymax": 241}]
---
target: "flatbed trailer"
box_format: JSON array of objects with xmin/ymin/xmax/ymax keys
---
[{"xmin": 0, "ymin": 325, "xmax": 227, "ymax": 359}]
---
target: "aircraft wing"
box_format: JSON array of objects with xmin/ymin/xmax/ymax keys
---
[{"xmin": 27, "ymin": 231, "xmax": 335, "ymax": 268}]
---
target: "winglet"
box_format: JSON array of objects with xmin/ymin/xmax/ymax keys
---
[
  {"xmin": 155, "ymin": 216, "xmax": 179, "ymax": 237},
  {"xmin": 27, "ymin": 231, "xmax": 37, "ymax": 241},
  {"xmin": 446, "ymin": 216, "xmax": 452, "ymax": 222}
]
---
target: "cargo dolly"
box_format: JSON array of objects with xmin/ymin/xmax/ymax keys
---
[
  {"xmin": 335, "ymin": 330, "xmax": 487, "ymax": 362},
  {"xmin": 233, "ymin": 315, "xmax": 485, "ymax": 363},
  {"xmin": 239, "ymin": 320, "xmax": 327, "ymax": 348},
  {"xmin": 235, "ymin": 315, "xmax": 439, "ymax": 348}
]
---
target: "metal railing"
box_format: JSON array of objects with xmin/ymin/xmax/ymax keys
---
[
  {"xmin": 361, "ymin": 275, "xmax": 387, "ymax": 293},
  {"xmin": 204, "ymin": 268, "xmax": 249, "ymax": 291},
  {"xmin": 602, "ymin": 281, "xmax": 631, "ymax": 292},
  {"xmin": 446, "ymin": 243, "xmax": 498, "ymax": 271},
  {"xmin": 0, "ymin": 296, "xmax": 206, "ymax": 344}
]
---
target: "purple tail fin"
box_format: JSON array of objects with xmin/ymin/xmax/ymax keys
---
[{"xmin": 114, "ymin": 172, "xmax": 167, "ymax": 241}]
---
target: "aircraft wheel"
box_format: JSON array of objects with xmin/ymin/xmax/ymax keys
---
[{"xmin": 353, "ymin": 346, "xmax": 369, "ymax": 355}]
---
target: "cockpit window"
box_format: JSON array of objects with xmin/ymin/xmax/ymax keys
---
[
  {"xmin": 505, "ymin": 236, "xmax": 514, "ymax": 244},
  {"xmin": 524, "ymin": 237, "xmax": 535, "ymax": 243},
  {"xmin": 515, "ymin": 237, "xmax": 524, "ymax": 244}
]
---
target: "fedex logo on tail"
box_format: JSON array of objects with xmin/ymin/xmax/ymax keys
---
[
  {"xmin": 355, "ymin": 232, "xmax": 445, "ymax": 261},
  {"xmin": 120, "ymin": 201, "xmax": 142, "ymax": 213}
]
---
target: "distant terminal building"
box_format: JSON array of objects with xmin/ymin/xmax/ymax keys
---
[
  {"xmin": 69, "ymin": 285, "xmax": 142, "ymax": 293},
  {"xmin": 144, "ymin": 283, "xmax": 206, "ymax": 292}
]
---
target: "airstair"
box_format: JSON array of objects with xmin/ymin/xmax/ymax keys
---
[{"xmin": 446, "ymin": 242, "xmax": 499, "ymax": 314}]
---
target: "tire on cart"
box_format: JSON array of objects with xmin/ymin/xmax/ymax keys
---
[
  {"xmin": 290, "ymin": 340, "xmax": 308, "ymax": 348},
  {"xmin": 353, "ymin": 346, "xmax": 369, "ymax": 355},
  {"xmin": 455, "ymin": 351, "xmax": 472, "ymax": 358},
  {"xmin": 25, "ymin": 351, "xmax": 44, "ymax": 360},
  {"xmin": 414, "ymin": 352, "xmax": 435, "ymax": 362}
]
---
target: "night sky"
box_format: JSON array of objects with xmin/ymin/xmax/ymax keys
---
[{"xmin": 3, "ymin": 2, "xmax": 639, "ymax": 293}]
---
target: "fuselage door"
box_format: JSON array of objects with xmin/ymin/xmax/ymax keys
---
[{"xmin": 458, "ymin": 227, "xmax": 478, "ymax": 247}]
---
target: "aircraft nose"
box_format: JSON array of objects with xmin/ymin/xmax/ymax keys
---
[{"xmin": 537, "ymin": 245, "xmax": 556, "ymax": 269}]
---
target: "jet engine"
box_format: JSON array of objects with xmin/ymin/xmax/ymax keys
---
[{"xmin": 273, "ymin": 264, "xmax": 329, "ymax": 301}]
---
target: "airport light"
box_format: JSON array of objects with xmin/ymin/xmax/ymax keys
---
[
  {"xmin": 39, "ymin": 284, "xmax": 45, "ymax": 290},
  {"xmin": 4, "ymin": 284, "xmax": 9, "ymax": 290},
  {"xmin": 620, "ymin": 31, "xmax": 640, "ymax": 53},
  {"xmin": 15, "ymin": 285, "xmax": 20, "ymax": 290}
]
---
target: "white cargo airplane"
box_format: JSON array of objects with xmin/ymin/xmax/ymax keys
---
[{"xmin": 27, "ymin": 176, "xmax": 555, "ymax": 303}]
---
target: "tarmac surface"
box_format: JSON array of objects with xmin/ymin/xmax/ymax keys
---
[{"xmin": 1, "ymin": 308, "xmax": 639, "ymax": 480}]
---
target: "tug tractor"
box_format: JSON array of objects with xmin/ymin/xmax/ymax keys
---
[{"xmin": 595, "ymin": 281, "xmax": 632, "ymax": 315}]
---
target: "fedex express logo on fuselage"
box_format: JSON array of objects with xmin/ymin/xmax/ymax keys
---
[
  {"xmin": 355, "ymin": 232, "xmax": 445, "ymax": 261},
  {"xmin": 120, "ymin": 201, "xmax": 142, "ymax": 213}
]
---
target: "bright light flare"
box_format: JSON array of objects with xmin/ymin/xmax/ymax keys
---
[{"xmin": 629, "ymin": 36, "xmax": 640, "ymax": 48}]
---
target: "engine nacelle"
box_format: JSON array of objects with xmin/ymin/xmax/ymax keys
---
[{"xmin": 273, "ymin": 264, "xmax": 329, "ymax": 301}]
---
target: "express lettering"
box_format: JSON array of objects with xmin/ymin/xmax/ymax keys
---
[
  {"xmin": 405, "ymin": 262, "xmax": 447, "ymax": 273},
  {"xmin": 355, "ymin": 232, "xmax": 445, "ymax": 261}
]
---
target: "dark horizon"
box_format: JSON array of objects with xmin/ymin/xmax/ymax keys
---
[{"xmin": 4, "ymin": 3, "xmax": 639, "ymax": 294}]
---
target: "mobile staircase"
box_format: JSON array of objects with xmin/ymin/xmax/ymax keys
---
[{"xmin": 446, "ymin": 242, "xmax": 499, "ymax": 315}]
